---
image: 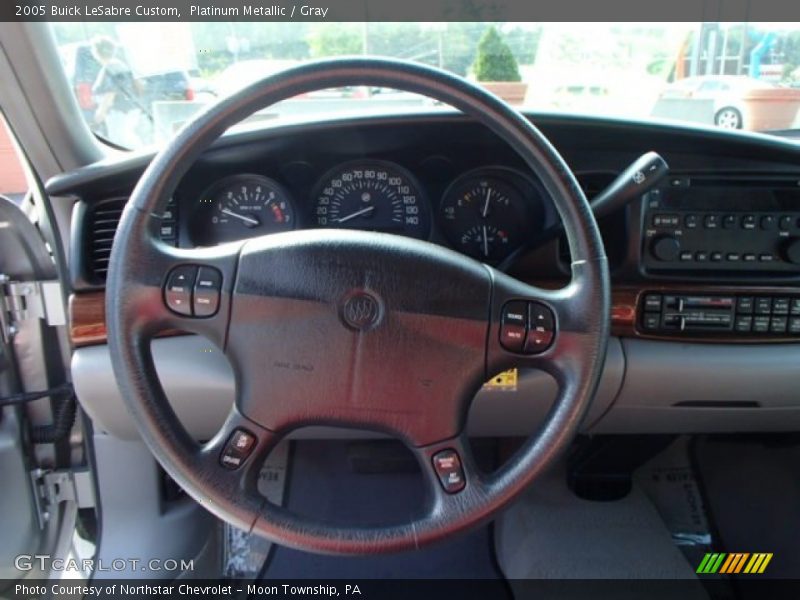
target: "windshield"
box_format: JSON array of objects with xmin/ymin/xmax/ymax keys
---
[{"xmin": 50, "ymin": 22, "xmax": 800, "ymax": 149}]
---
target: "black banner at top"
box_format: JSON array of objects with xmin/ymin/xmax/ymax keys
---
[{"xmin": 3, "ymin": 0, "xmax": 800, "ymax": 23}]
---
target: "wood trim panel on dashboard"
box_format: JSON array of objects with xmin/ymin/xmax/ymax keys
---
[
  {"xmin": 69, "ymin": 292, "xmax": 184, "ymax": 347},
  {"xmin": 70, "ymin": 284, "xmax": 800, "ymax": 348},
  {"xmin": 69, "ymin": 292, "xmax": 110, "ymax": 348}
]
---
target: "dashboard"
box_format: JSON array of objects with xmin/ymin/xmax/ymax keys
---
[{"xmin": 47, "ymin": 112, "xmax": 800, "ymax": 439}]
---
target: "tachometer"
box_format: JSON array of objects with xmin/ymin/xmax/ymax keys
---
[
  {"xmin": 193, "ymin": 174, "xmax": 295, "ymax": 245},
  {"xmin": 439, "ymin": 169, "xmax": 534, "ymax": 262},
  {"xmin": 312, "ymin": 160, "xmax": 430, "ymax": 239}
]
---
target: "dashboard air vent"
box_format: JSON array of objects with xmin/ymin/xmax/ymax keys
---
[
  {"xmin": 86, "ymin": 197, "xmax": 127, "ymax": 283},
  {"xmin": 84, "ymin": 196, "xmax": 178, "ymax": 284}
]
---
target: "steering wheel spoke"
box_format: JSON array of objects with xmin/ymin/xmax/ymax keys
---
[
  {"xmin": 487, "ymin": 260, "xmax": 608, "ymax": 384},
  {"xmin": 408, "ymin": 433, "xmax": 486, "ymax": 517},
  {"xmin": 112, "ymin": 217, "xmax": 242, "ymax": 346},
  {"xmin": 197, "ymin": 405, "xmax": 283, "ymax": 495}
]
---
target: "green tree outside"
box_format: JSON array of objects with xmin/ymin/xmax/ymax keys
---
[{"xmin": 472, "ymin": 26, "xmax": 522, "ymax": 82}]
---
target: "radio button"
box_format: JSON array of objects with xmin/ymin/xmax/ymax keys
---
[
  {"xmin": 501, "ymin": 301, "xmax": 528, "ymax": 327},
  {"xmin": 737, "ymin": 297, "xmax": 754, "ymax": 314},
  {"xmin": 779, "ymin": 215, "xmax": 793, "ymax": 231},
  {"xmin": 726, "ymin": 253, "xmax": 740, "ymax": 262},
  {"xmin": 755, "ymin": 298, "xmax": 773, "ymax": 315},
  {"xmin": 734, "ymin": 316, "xmax": 753, "ymax": 332},
  {"xmin": 753, "ymin": 315, "xmax": 771, "ymax": 332},
  {"xmin": 680, "ymin": 251, "xmax": 693, "ymax": 261},
  {"xmin": 684, "ymin": 214, "xmax": 699, "ymax": 229},
  {"xmin": 710, "ymin": 252, "xmax": 723, "ymax": 262},
  {"xmin": 653, "ymin": 214, "xmax": 679, "ymax": 227},
  {"xmin": 742, "ymin": 215, "xmax": 757, "ymax": 230},
  {"xmin": 760, "ymin": 215, "xmax": 777, "ymax": 230},
  {"xmin": 193, "ymin": 266, "xmax": 222, "ymax": 317},
  {"xmin": 500, "ymin": 301, "xmax": 528, "ymax": 352},
  {"xmin": 791, "ymin": 299, "xmax": 800, "ymax": 316},
  {"xmin": 789, "ymin": 317, "xmax": 800, "ymax": 334},
  {"xmin": 759, "ymin": 253, "xmax": 775, "ymax": 262},
  {"xmin": 743, "ymin": 253, "xmax": 757, "ymax": 262},
  {"xmin": 704, "ymin": 215, "xmax": 720, "ymax": 229},
  {"xmin": 695, "ymin": 251, "xmax": 709, "ymax": 262},
  {"xmin": 164, "ymin": 265, "xmax": 197, "ymax": 316},
  {"xmin": 722, "ymin": 215, "xmax": 737, "ymax": 229},
  {"xmin": 644, "ymin": 294, "xmax": 662, "ymax": 312},
  {"xmin": 770, "ymin": 317, "xmax": 788, "ymax": 333},
  {"xmin": 663, "ymin": 295, "xmax": 679, "ymax": 309},
  {"xmin": 772, "ymin": 298, "xmax": 790, "ymax": 315},
  {"xmin": 525, "ymin": 303, "xmax": 555, "ymax": 354},
  {"xmin": 643, "ymin": 313, "xmax": 660, "ymax": 330}
]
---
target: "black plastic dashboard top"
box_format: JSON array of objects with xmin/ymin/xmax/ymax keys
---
[{"xmin": 45, "ymin": 111, "xmax": 800, "ymax": 198}]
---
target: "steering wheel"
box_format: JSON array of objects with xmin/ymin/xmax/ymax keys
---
[{"xmin": 106, "ymin": 58, "xmax": 609, "ymax": 555}]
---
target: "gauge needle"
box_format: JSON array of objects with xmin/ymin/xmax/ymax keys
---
[
  {"xmin": 482, "ymin": 189, "xmax": 491, "ymax": 217},
  {"xmin": 482, "ymin": 225, "xmax": 489, "ymax": 257},
  {"xmin": 221, "ymin": 208, "xmax": 259, "ymax": 227},
  {"xmin": 336, "ymin": 206, "xmax": 375, "ymax": 224}
]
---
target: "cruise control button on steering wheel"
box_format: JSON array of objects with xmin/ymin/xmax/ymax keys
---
[{"xmin": 432, "ymin": 449, "xmax": 467, "ymax": 494}]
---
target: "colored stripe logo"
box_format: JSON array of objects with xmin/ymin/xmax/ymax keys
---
[{"xmin": 697, "ymin": 552, "xmax": 773, "ymax": 574}]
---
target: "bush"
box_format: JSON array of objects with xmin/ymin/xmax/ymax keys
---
[{"xmin": 473, "ymin": 26, "xmax": 521, "ymax": 82}]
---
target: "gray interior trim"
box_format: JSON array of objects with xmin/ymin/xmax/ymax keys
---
[
  {"xmin": 72, "ymin": 337, "xmax": 233, "ymax": 441},
  {"xmin": 593, "ymin": 338, "xmax": 800, "ymax": 433},
  {"xmin": 90, "ymin": 434, "xmax": 214, "ymax": 579}
]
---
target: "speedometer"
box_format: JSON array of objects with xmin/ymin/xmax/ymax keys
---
[{"xmin": 312, "ymin": 160, "xmax": 430, "ymax": 239}]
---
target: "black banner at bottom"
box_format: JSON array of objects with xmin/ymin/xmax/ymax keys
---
[
  {"xmin": 0, "ymin": 577, "xmax": 800, "ymax": 600},
  {"xmin": 5, "ymin": 579, "xmax": 800, "ymax": 600}
]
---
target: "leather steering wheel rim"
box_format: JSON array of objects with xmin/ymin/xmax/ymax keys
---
[{"xmin": 106, "ymin": 57, "xmax": 610, "ymax": 555}]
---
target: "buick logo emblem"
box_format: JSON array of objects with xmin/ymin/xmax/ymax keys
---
[{"xmin": 342, "ymin": 292, "xmax": 381, "ymax": 330}]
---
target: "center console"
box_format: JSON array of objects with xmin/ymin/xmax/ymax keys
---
[{"xmin": 621, "ymin": 175, "xmax": 800, "ymax": 342}]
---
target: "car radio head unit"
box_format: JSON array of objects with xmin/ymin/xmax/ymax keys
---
[{"xmin": 641, "ymin": 177, "xmax": 800, "ymax": 275}]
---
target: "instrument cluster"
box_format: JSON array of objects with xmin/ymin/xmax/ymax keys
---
[{"xmin": 184, "ymin": 160, "xmax": 548, "ymax": 264}]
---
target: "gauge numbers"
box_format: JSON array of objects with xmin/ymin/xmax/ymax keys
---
[
  {"xmin": 195, "ymin": 174, "xmax": 295, "ymax": 245},
  {"xmin": 313, "ymin": 160, "xmax": 430, "ymax": 239}
]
